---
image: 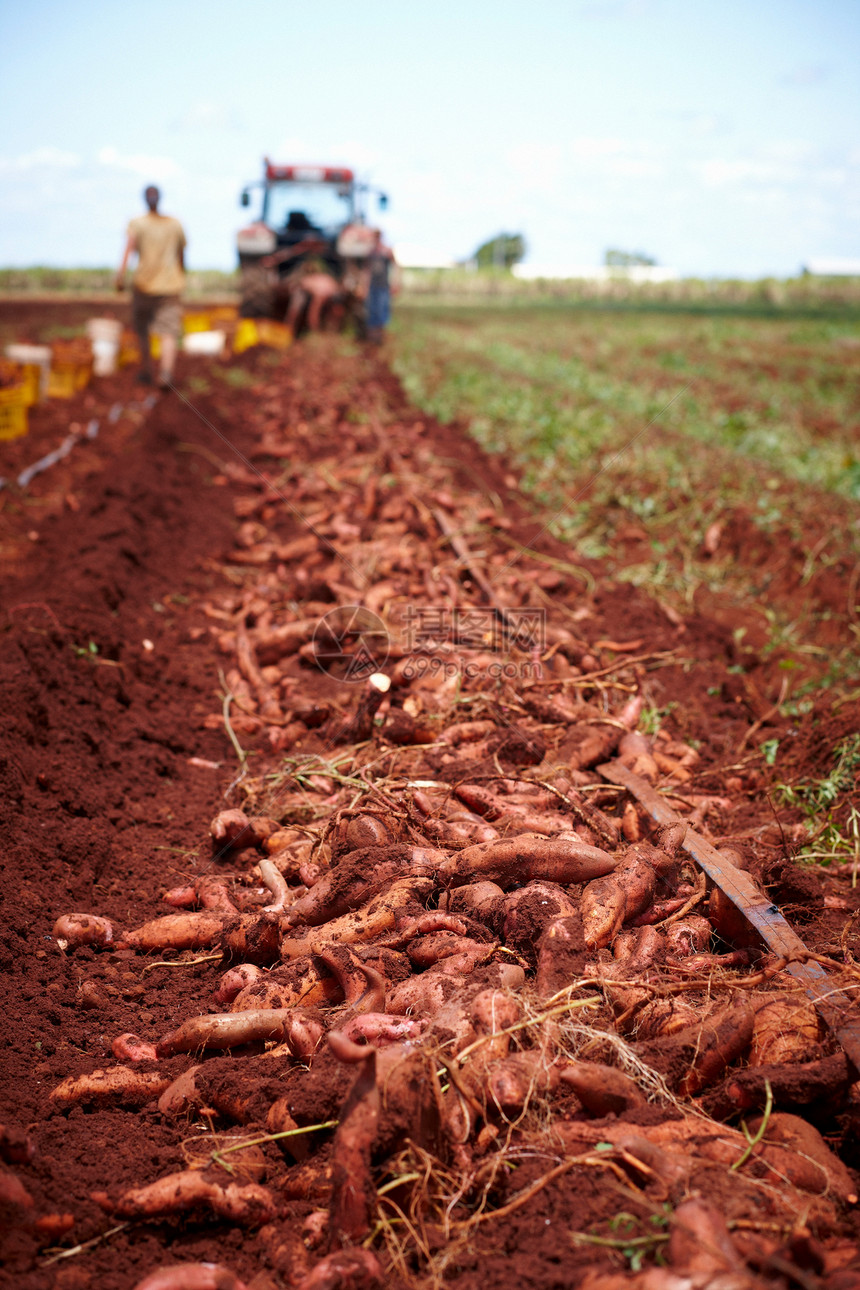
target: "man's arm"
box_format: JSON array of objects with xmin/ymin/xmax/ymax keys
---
[{"xmin": 116, "ymin": 233, "xmax": 136, "ymax": 292}]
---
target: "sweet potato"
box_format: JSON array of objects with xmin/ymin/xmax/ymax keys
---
[
  {"xmin": 93, "ymin": 1170, "xmax": 279, "ymax": 1225},
  {"xmin": 749, "ymin": 1112, "xmax": 858, "ymax": 1205},
  {"xmin": 258, "ymin": 859, "xmax": 291, "ymax": 913},
  {"xmin": 668, "ymin": 1198, "xmax": 747, "ymax": 1281},
  {"xmin": 163, "ymin": 877, "xmax": 238, "ymax": 913},
  {"xmin": 124, "ymin": 911, "xmax": 227, "ymax": 952},
  {"xmin": 438, "ymin": 881, "xmax": 504, "ymax": 925},
  {"xmin": 502, "ymin": 880, "xmax": 578, "ymax": 955},
  {"xmin": 213, "ymin": 963, "xmax": 263, "ymax": 1006},
  {"xmin": 231, "ymin": 961, "xmax": 341, "ymax": 1012},
  {"xmin": 637, "ymin": 1001, "xmax": 755, "ymax": 1097},
  {"xmin": 280, "ymin": 876, "xmax": 435, "ymax": 957},
  {"xmin": 132, "ymin": 1265, "xmax": 247, "ymax": 1290},
  {"xmin": 283, "ymin": 847, "xmax": 442, "ymax": 928},
  {"xmin": 708, "ymin": 1052, "xmax": 852, "ymax": 1117},
  {"xmin": 314, "ymin": 945, "xmax": 385, "ymax": 1010},
  {"xmin": 210, "ymin": 809, "xmax": 279, "ymax": 854},
  {"xmin": 50, "ymin": 1066, "xmax": 170, "ymax": 1109},
  {"xmin": 407, "ymin": 933, "xmax": 487, "ymax": 968},
  {"xmin": 341, "ymin": 1013, "xmax": 427, "ymax": 1047},
  {"xmin": 581, "ymin": 855, "xmax": 659, "ymax": 949},
  {"xmin": 158, "ymin": 1065, "xmax": 202, "ymax": 1117},
  {"xmin": 748, "ymin": 991, "xmax": 824, "ymax": 1066},
  {"xmin": 295, "ymin": 1249, "xmax": 383, "ymax": 1290},
  {"xmin": 53, "ymin": 913, "xmax": 116, "ymax": 950},
  {"xmin": 439, "ymin": 834, "xmax": 618, "ymax": 889},
  {"xmin": 156, "ymin": 1008, "xmax": 307, "ymax": 1057},
  {"xmin": 327, "ymin": 1040, "xmax": 379, "ymax": 1244},
  {"xmin": 557, "ymin": 1061, "xmax": 646, "ymax": 1116},
  {"xmin": 112, "ymin": 1033, "xmax": 159, "ymax": 1062},
  {"xmin": 665, "ymin": 915, "xmax": 712, "ymax": 957}
]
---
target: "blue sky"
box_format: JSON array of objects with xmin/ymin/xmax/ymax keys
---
[{"xmin": 1, "ymin": 0, "xmax": 857, "ymax": 276}]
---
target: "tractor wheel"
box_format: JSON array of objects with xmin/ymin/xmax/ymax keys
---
[{"xmin": 239, "ymin": 263, "xmax": 276, "ymax": 318}]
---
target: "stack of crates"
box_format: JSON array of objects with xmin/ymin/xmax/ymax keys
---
[{"xmin": 0, "ymin": 360, "xmax": 30, "ymax": 441}]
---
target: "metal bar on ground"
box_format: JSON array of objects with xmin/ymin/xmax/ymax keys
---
[{"xmin": 598, "ymin": 758, "xmax": 860, "ymax": 1076}]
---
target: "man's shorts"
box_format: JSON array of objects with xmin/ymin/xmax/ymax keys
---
[{"xmin": 132, "ymin": 290, "xmax": 182, "ymax": 341}]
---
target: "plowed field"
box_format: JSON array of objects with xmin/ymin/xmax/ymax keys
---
[{"xmin": 1, "ymin": 299, "xmax": 858, "ymax": 1290}]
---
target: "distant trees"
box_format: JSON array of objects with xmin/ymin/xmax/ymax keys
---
[
  {"xmin": 604, "ymin": 249, "xmax": 658, "ymax": 267},
  {"xmin": 473, "ymin": 233, "xmax": 526, "ymax": 270}
]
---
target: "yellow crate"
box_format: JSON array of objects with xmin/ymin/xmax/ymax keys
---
[
  {"xmin": 257, "ymin": 319, "xmax": 292, "ymax": 349},
  {"xmin": 233, "ymin": 317, "xmax": 293, "ymax": 354},
  {"xmin": 75, "ymin": 360, "xmax": 93, "ymax": 391},
  {"xmin": 0, "ymin": 385, "xmax": 29, "ymax": 440},
  {"xmin": 48, "ymin": 363, "xmax": 86, "ymax": 399},
  {"xmin": 118, "ymin": 330, "xmax": 140, "ymax": 367},
  {"xmin": 233, "ymin": 318, "xmax": 259, "ymax": 354},
  {"xmin": 183, "ymin": 310, "xmax": 213, "ymax": 334},
  {"xmin": 18, "ymin": 363, "xmax": 42, "ymax": 406}
]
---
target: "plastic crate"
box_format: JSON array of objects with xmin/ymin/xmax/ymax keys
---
[
  {"xmin": 0, "ymin": 385, "xmax": 29, "ymax": 440},
  {"xmin": 48, "ymin": 363, "xmax": 88, "ymax": 399},
  {"xmin": 233, "ymin": 318, "xmax": 292, "ymax": 353},
  {"xmin": 182, "ymin": 310, "xmax": 213, "ymax": 334},
  {"xmin": 257, "ymin": 319, "xmax": 292, "ymax": 349},
  {"xmin": 1, "ymin": 361, "xmax": 43, "ymax": 407},
  {"xmin": 118, "ymin": 331, "xmax": 140, "ymax": 367}
]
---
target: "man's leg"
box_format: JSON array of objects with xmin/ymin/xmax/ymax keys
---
[
  {"xmin": 153, "ymin": 298, "xmax": 182, "ymax": 388},
  {"xmin": 132, "ymin": 290, "xmax": 153, "ymax": 382},
  {"xmin": 158, "ymin": 334, "xmax": 178, "ymax": 385}
]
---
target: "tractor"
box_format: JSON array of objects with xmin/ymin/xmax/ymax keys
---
[{"xmin": 235, "ymin": 160, "xmax": 388, "ymax": 333}]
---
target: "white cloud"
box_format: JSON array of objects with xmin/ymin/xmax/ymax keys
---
[
  {"xmin": 173, "ymin": 101, "xmax": 243, "ymax": 131},
  {"xmin": 97, "ymin": 146, "xmax": 181, "ymax": 181},
  {"xmin": 781, "ymin": 62, "xmax": 831, "ymax": 86},
  {"xmin": 0, "ymin": 146, "xmax": 80, "ymax": 172},
  {"xmin": 506, "ymin": 143, "xmax": 563, "ymax": 190},
  {"xmin": 694, "ymin": 158, "xmax": 797, "ymax": 188},
  {"xmin": 569, "ymin": 136, "xmax": 626, "ymax": 159}
]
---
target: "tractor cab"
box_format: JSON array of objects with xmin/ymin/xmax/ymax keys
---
[{"xmin": 236, "ymin": 158, "xmax": 388, "ymax": 321}]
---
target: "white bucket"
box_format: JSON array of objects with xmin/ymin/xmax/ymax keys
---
[
  {"xmin": 182, "ymin": 329, "xmax": 226, "ymax": 356},
  {"xmin": 85, "ymin": 319, "xmax": 122, "ymax": 375},
  {"xmin": 5, "ymin": 343, "xmax": 51, "ymax": 399},
  {"xmin": 85, "ymin": 318, "xmax": 123, "ymax": 343},
  {"xmin": 92, "ymin": 338, "xmax": 119, "ymax": 375}
]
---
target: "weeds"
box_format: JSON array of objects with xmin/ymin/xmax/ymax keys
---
[{"xmin": 774, "ymin": 735, "xmax": 860, "ymax": 874}]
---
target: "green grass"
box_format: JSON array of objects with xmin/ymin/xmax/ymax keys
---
[{"xmin": 391, "ymin": 303, "xmax": 860, "ymax": 684}]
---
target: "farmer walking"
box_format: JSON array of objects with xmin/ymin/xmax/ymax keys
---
[
  {"xmin": 116, "ymin": 186, "xmax": 186, "ymax": 389},
  {"xmin": 364, "ymin": 229, "xmax": 397, "ymax": 344}
]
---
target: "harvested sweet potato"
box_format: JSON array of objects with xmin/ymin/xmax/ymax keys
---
[
  {"xmin": 156, "ymin": 1007, "xmax": 320, "ymax": 1058},
  {"xmin": 53, "ymin": 913, "xmax": 116, "ymax": 949},
  {"xmin": 280, "ymin": 876, "xmax": 435, "ymax": 957},
  {"xmin": 438, "ymin": 834, "xmax": 618, "ymax": 889},
  {"xmin": 132, "ymin": 1265, "xmax": 247, "ymax": 1290},
  {"xmin": 283, "ymin": 847, "xmax": 441, "ymax": 928},
  {"xmin": 296, "ymin": 1249, "xmax": 383, "ymax": 1290},
  {"xmin": 557, "ymin": 1061, "xmax": 646, "ymax": 1116},
  {"xmin": 50, "ymin": 1066, "xmax": 171, "ymax": 1109},
  {"xmin": 124, "ymin": 911, "xmax": 227, "ymax": 952},
  {"xmin": 93, "ymin": 1170, "xmax": 279, "ymax": 1225},
  {"xmin": 581, "ymin": 855, "xmax": 659, "ymax": 949},
  {"xmin": 748, "ymin": 991, "xmax": 824, "ymax": 1066}
]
